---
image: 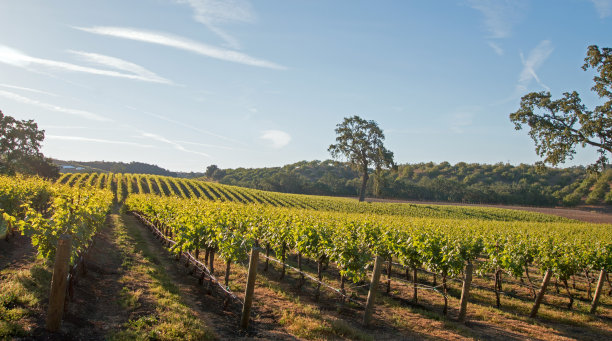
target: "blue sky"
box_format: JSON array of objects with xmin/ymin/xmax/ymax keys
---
[{"xmin": 1, "ymin": 0, "xmax": 611, "ymax": 171}]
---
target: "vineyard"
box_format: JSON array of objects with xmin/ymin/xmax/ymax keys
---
[
  {"xmin": 2, "ymin": 172, "xmax": 612, "ymax": 339},
  {"xmin": 57, "ymin": 172, "xmax": 573, "ymax": 222},
  {"xmin": 125, "ymin": 193, "xmax": 611, "ymax": 316},
  {"xmin": 1, "ymin": 175, "xmax": 112, "ymax": 263}
]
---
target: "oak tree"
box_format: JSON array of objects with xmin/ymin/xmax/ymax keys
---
[
  {"xmin": 510, "ymin": 45, "xmax": 612, "ymax": 172},
  {"xmin": 0, "ymin": 110, "xmax": 58, "ymax": 177},
  {"xmin": 328, "ymin": 115, "xmax": 394, "ymax": 201}
]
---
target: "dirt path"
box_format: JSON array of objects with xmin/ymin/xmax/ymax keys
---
[
  {"xmin": 124, "ymin": 213, "xmax": 300, "ymax": 340},
  {"xmin": 0, "ymin": 233, "xmax": 35, "ymax": 271},
  {"xmin": 120, "ymin": 213, "xmax": 247, "ymax": 339},
  {"xmin": 59, "ymin": 215, "xmax": 130, "ymax": 339}
]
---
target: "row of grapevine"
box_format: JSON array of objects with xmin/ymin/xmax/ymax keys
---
[
  {"xmin": 60, "ymin": 172, "xmax": 570, "ymax": 223},
  {"xmin": 1, "ymin": 175, "xmax": 113, "ymax": 264},
  {"xmin": 125, "ymin": 194, "xmax": 611, "ymax": 317}
]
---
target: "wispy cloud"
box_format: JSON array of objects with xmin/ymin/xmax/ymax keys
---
[
  {"xmin": 74, "ymin": 26, "xmax": 286, "ymax": 70},
  {"xmin": 46, "ymin": 135, "xmax": 153, "ymax": 148},
  {"xmin": 0, "ymin": 89, "xmax": 111, "ymax": 122},
  {"xmin": 467, "ymin": 0, "xmax": 526, "ymax": 38},
  {"xmin": 487, "ymin": 41, "xmax": 504, "ymax": 56},
  {"xmin": 591, "ymin": 0, "xmax": 612, "ymax": 18},
  {"xmin": 260, "ymin": 130, "xmax": 291, "ymax": 148},
  {"xmin": 176, "ymin": 140, "xmax": 246, "ymax": 151},
  {"xmin": 176, "ymin": 0, "xmax": 254, "ymax": 49},
  {"xmin": 517, "ymin": 40, "xmax": 553, "ymax": 92},
  {"xmin": 139, "ymin": 131, "xmax": 211, "ymax": 157},
  {"xmin": 0, "ymin": 83, "xmax": 58, "ymax": 97},
  {"xmin": 125, "ymin": 106, "xmax": 248, "ymax": 147},
  {"xmin": 467, "ymin": 0, "xmax": 526, "ymax": 55},
  {"xmin": 0, "ymin": 45, "xmax": 173, "ymax": 84},
  {"xmin": 68, "ymin": 50, "xmax": 173, "ymax": 84}
]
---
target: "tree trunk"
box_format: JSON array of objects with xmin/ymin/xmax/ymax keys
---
[
  {"xmin": 386, "ymin": 258, "xmax": 392, "ymax": 294},
  {"xmin": 297, "ymin": 253, "xmax": 304, "ymax": 289},
  {"xmin": 280, "ymin": 244, "xmax": 286, "ymax": 280},
  {"xmin": 340, "ymin": 275, "xmax": 346, "ymax": 302},
  {"xmin": 562, "ymin": 279, "xmax": 573, "ymax": 310},
  {"xmin": 591, "ymin": 270, "xmax": 606, "ymax": 313},
  {"xmin": 315, "ymin": 257, "xmax": 323, "ymax": 301},
  {"xmin": 413, "ymin": 266, "xmax": 418, "ymax": 303},
  {"xmin": 525, "ymin": 265, "xmax": 536, "ymax": 299},
  {"xmin": 209, "ymin": 250, "xmax": 215, "ymax": 274},
  {"xmin": 225, "ymin": 260, "xmax": 231, "ymax": 287},
  {"xmin": 458, "ymin": 261, "xmax": 473, "ymax": 322},
  {"xmin": 264, "ymin": 244, "xmax": 270, "ymax": 272},
  {"xmin": 530, "ymin": 269, "xmax": 552, "ymax": 318},
  {"xmin": 359, "ymin": 171, "xmax": 369, "ymax": 202},
  {"xmin": 494, "ymin": 270, "xmax": 501, "ymax": 308},
  {"xmin": 586, "ymin": 270, "xmax": 593, "ymax": 299},
  {"xmin": 442, "ymin": 272, "xmax": 448, "ymax": 316}
]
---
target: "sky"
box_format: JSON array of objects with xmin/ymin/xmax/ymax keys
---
[{"xmin": 1, "ymin": 0, "xmax": 611, "ymax": 172}]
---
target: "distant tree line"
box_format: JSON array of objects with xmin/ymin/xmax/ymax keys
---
[{"xmin": 207, "ymin": 160, "xmax": 610, "ymax": 207}]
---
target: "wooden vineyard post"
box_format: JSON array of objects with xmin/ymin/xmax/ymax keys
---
[
  {"xmin": 363, "ymin": 256, "xmax": 383, "ymax": 326},
  {"xmin": 458, "ymin": 261, "xmax": 473, "ymax": 322},
  {"xmin": 46, "ymin": 235, "xmax": 72, "ymax": 332},
  {"xmin": 530, "ymin": 269, "xmax": 552, "ymax": 318},
  {"xmin": 240, "ymin": 247, "xmax": 259, "ymax": 330},
  {"xmin": 590, "ymin": 269, "xmax": 606, "ymax": 314}
]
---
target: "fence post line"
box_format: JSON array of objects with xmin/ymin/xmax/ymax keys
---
[
  {"xmin": 363, "ymin": 255, "xmax": 383, "ymax": 326},
  {"xmin": 458, "ymin": 260, "xmax": 473, "ymax": 322},
  {"xmin": 240, "ymin": 247, "xmax": 259, "ymax": 330},
  {"xmin": 590, "ymin": 269, "xmax": 606, "ymax": 314},
  {"xmin": 46, "ymin": 234, "xmax": 72, "ymax": 332},
  {"xmin": 530, "ymin": 269, "xmax": 552, "ymax": 318}
]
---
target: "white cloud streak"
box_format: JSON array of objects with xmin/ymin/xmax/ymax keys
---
[
  {"xmin": 176, "ymin": 140, "xmax": 246, "ymax": 151},
  {"xmin": 467, "ymin": 0, "xmax": 526, "ymax": 39},
  {"xmin": 487, "ymin": 41, "xmax": 504, "ymax": 56},
  {"xmin": 140, "ymin": 131, "xmax": 211, "ymax": 157},
  {"xmin": 518, "ymin": 40, "xmax": 553, "ymax": 92},
  {"xmin": 68, "ymin": 50, "xmax": 173, "ymax": 84},
  {"xmin": 0, "ymin": 90, "xmax": 111, "ymax": 122},
  {"xmin": 176, "ymin": 0, "xmax": 255, "ymax": 50},
  {"xmin": 591, "ymin": 0, "xmax": 612, "ymax": 18},
  {"xmin": 46, "ymin": 135, "xmax": 153, "ymax": 148},
  {"xmin": 260, "ymin": 130, "xmax": 291, "ymax": 148},
  {"xmin": 74, "ymin": 26, "xmax": 286, "ymax": 70},
  {"xmin": 125, "ymin": 106, "xmax": 248, "ymax": 147},
  {"xmin": 0, "ymin": 45, "xmax": 172, "ymax": 84},
  {"xmin": 0, "ymin": 83, "xmax": 58, "ymax": 97}
]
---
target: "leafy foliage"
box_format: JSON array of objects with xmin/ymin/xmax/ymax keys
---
[
  {"xmin": 0, "ymin": 110, "xmax": 58, "ymax": 178},
  {"xmin": 510, "ymin": 45, "xmax": 612, "ymax": 172},
  {"xmin": 329, "ymin": 116, "xmax": 395, "ymax": 201}
]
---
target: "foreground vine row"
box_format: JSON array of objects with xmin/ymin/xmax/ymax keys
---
[
  {"xmin": 125, "ymin": 194, "xmax": 611, "ymax": 317},
  {"xmin": 0, "ymin": 175, "xmax": 112, "ymax": 263}
]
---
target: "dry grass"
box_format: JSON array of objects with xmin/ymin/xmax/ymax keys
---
[
  {"xmin": 0, "ymin": 258, "xmax": 51, "ymax": 338},
  {"xmin": 108, "ymin": 214, "xmax": 216, "ymax": 341}
]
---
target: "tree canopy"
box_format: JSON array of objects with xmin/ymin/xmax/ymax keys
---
[
  {"xmin": 510, "ymin": 45, "xmax": 612, "ymax": 172},
  {"xmin": 328, "ymin": 115, "xmax": 394, "ymax": 201},
  {"xmin": 0, "ymin": 110, "xmax": 58, "ymax": 178}
]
